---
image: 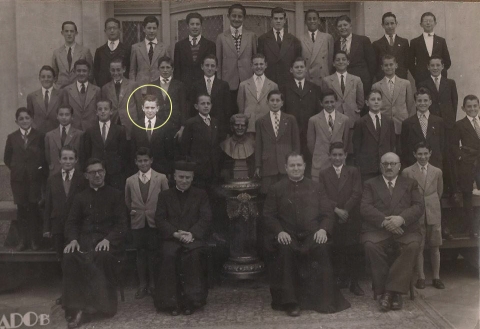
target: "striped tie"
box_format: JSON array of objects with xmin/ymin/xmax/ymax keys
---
[{"xmin": 420, "ymin": 114, "xmax": 427, "ymax": 138}]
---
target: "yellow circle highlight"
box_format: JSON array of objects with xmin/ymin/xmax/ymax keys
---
[{"xmin": 127, "ymin": 84, "xmax": 173, "ymax": 131}]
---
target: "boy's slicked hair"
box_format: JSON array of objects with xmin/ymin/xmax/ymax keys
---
[
  {"xmin": 414, "ymin": 87, "xmax": 432, "ymax": 101},
  {"xmin": 58, "ymin": 144, "xmax": 78, "ymax": 159},
  {"xmin": 228, "ymin": 4, "xmax": 246, "ymax": 17},
  {"xmin": 15, "ymin": 107, "xmax": 34, "ymax": 120},
  {"xmin": 463, "ymin": 94, "xmax": 480, "ymax": 107}
]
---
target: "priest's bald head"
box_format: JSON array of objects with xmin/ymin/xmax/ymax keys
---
[{"xmin": 380, "ymin": 152, "xmax": 401, "ymax": 181}]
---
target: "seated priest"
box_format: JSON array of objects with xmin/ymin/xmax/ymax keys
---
[
  {"xmin": 154, "ymin": 160, "xmax": 212, "ymax": 316},
  {"xmin": 360, "ymin": 152, "xmax": 424, "ymax": 312},
  {"xmin": 263, "ymin": 151, "xmax": 351, "ymax": 317},
  {"xmin": 62, "ymin": 158, "xmax": 127, "ymax": 329}
]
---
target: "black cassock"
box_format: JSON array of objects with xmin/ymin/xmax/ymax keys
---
[
  {"xmin": 263, "ymin": 177, "xmax": 351, "ymax": 313},
  {"xmin": 62, "ymin": 185, "xmax": 127, "ymax": 316},
  {"xmin": 154, "ymin": 187, "xmax": 212, "ymax": 310}
]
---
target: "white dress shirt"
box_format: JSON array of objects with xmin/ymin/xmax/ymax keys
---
[
  {"xmin": 423, "ymin": 32, "xmax": 434, "ymax": 57},
  {"xmin": 189, "ymin": 35, "xmax": 202, "ymax": 45},
  {"xmin": 417, "ymin": 110, "xmax": 430, "ymax": 121},
  {"xmin": 145, "ymin": 38, "xmax": 158, "ymax": 49},
  {"xmin": 383, "ymin": 175, "xmax": 398, "ymax": 188},
  {"xmin": 333, "ymin": 164, "xmax": 343, "ymax": 177},
  {"xmin": 273, "ymin": 28, "xmax": 284, "ymax": 41},
  {"xmin": 145, "ymin": 116, "xmax": 156, "ymax": 129},
  {"xmin": 42, "ymin": 87, "xmax": 54, "ymax": 100},
  {"xmin": 108, "ymin": 39, "xmax": 119, "ymax": 51},
  {"xmin": 324, "ymin": 110, "xmax": 336, "ymax": 122},
  {"xmin": 369, "ymin": 111, "xmax": 381, "ymax": 129},
  {"xmin": 99, "ymin": 120, "xmax": 111, "ymax": 138},
  {"xmin": 20, "ymin": 127, "xmax": 32, "ymax": 136},
  {"xmin": 336, "ymin": 72, "xmax": 348, "ymax": 86},
  {"xmin": 59, "ymin": 124, "xmax": 71, "ymax": 135},
  {"xmin": 76, "ymin": 81, "xmax": 89, "ymax": 93},
  {"xmin": 385, "ymin": 34, "xmax": 396, "ymax": 45},
  {"xmin": 64, "ymin": 43, "xmax": 76, "ymax": 54},
  {"xmin": 230, "ymin": 25, "xmax": 243, "ymax": 36},
  {"xmin": 294, "ymin": 78, "xmax": 306, "ymax": 90},
  {"xmin": 341, "ymin": 34, "xmax": 352, "ymax": 54},
  {"xmin": 62, "ymin": 168, "xmax": 75, "ymax": 181},
  {"xmin": 138, "ymin": 169, "xmax": 152, "ymax": 183},
  {"xmin": 199, "ymin": 113, "xmax": 211, "ymax": 126}
]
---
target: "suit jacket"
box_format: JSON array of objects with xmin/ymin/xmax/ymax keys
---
[
  {"xmin": 323, "ymin": 73, "xmax": 364, "ymax": 126},
  {"xmin": 45, "ymin": 126, "xmax": 84, "ymax": 176},
  {"xmin": 125, "ymin": 169, "xmax": 169, "ymax": 229},
  {"xmin": 83, "ymin": 122, "xmax": 128, "ymax": 175},
  {"xmin": 94, "ymin": 42, "xmax": 131, "ymax": 88},
  {"xmin": 155, "ymin": 187, "xmax": 212, "ymax": 243},
  {"xmin": 4, "ymin": 129, "xmax": 47, "ymax": 204},
  {"xmin": 129, "ymin": 40, "xmax": 170, "ymax": 84},
  {"xmin": 409, "ymin": 34, "xmax": 451, "ymax": 83},
  {"xmin": 44, "ymin": 170, "xmax": 87, "ymax": 235},
  {"xmin": 417, "ymin": 77, "xmax": 458, "ymax": 129},
  {"xmin": 62, "ymin": 82, "xmax": 101, "ymax": 131},
  {"xmin": 190, "ymin": 77, "xmax": 233, "ymax": 140},
  {"xmin": 26, "ymin": 88, "xmax": 63, "ymax": 134},
  {"xmin": 360, "ymin": 175, "xmax": 424, "ymax": 244},
  {"xmin": 301, "ymin": 31, "xmax": 334, "ymax": 85},
  {"xmin": 255, "ymin": 112, "xmax": 300, "ymax": 176},
  {"xmin": 334, "ymin": 34, "xmax": 376, "ymax": 91},
  {"xmin": 52, "ymin": 43, "xmax": 94, "ymax": 88},
  {"xmin": 131, "ymin": 117, "xmax": 172, "ymax": 175},
  {"xmin": 402, "ymin": 163, "xmax": 443, "ymax": 225},
  {"xmin": 372, "ymin": 76, "xmax": 415, "ymax": 134},
  {"xmin": 353, "ymin": 113, "xmax": 396, "ymax": 175},
  {"xmin": 216, "ymin": 29, "xmax": 257, "ymax": 90},
  {"xmin": 307, "ymin": 111, "xmax": 350, "ymax": 177},
  {"xmin": 102, "ymin": 78, "xmax": 142, "ymax": 139},
  {"xmin": 173, "ymin": 36, "xmax": 216, "ymax": 90},
  {"xmin": 181, "ymin": 115, "xmax": 220, "ymax": 178},
  {"xmin": 401, "ymin": 113, "xmax": 445, "ymax": 169},
  {"xmin": 280, "ymin": 79, "xmax": 329, "ymax": 156},
  {"xmin": 237, "ymin": 75, "xmax": 278, "ymax": 132},
  {"xmin": 258, "ymin": 30, "xmax": 302, "ymax": 85},
  {"xmin": 372, "ymin": 35, "xmax": 410, "ymax": 80},
  {"xmin": 147, "ymin": 78, "xmax": 188, "ymax": 130}
]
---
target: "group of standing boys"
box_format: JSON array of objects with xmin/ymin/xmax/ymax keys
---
[{"xmin": 4, "ymin": 3, "xmax": 480, "ymax": 327}]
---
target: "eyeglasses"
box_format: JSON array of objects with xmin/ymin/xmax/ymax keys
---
[
  {"xmin": 381, "ymin": 162, "xmax": 400, "ymax": 168},
  {"xmin": 86, "ymin": 169, "xmax": 105, "ymax": 176}
]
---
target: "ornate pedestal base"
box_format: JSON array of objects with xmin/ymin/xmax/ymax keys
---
[{"xmin": 221, "ymin": 180, "xmax": 265, "ymax": 280}]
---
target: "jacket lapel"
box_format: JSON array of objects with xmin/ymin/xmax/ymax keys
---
[
  {"xmin": 311, "ymin": 33, "xmax": 324, "ymax": 62},
  {"xmin": 52, "ymin": 128, "xmax": 62, "ymax": 150},
  {"xmin": 349, "ymin": 35, "xmax": 359, "ymax": 58},
  {"xmin": 210, "ymin": 78, "xmax": 220, "ymax": 99},
  {"xmin": 411, "ymin": 165, "xmax": 426, "ymax": 192},
  {"xmin": 390, "ymin": 177, "xmax": 408, "ymax": 209},
  {"xmin": 259, "ymin": 79, "xmax": 273, "ymax": 102},
  {"xmin": 133, "ymin": 174, "xmax": 143, "ymax": 204},
  {"xmin": 279, "ymin": 33, "xmax": 293, "ymax": 59},
  {"xmin": 332, "ymin": 112, "xmax": 345, "ymax": 139},
  {"xmin": 139, "ymin": 42, "xmax": 150, "ymax": 65},
  {"xmin": 329, "ymin": 75, "xmax": 343, "ymax": 99},
  {"xmin": 412, "ymin": 115, "xmax": 425, "ymax": 140},
  {"xmin": 266, "ymin": 32, "xmax": 280, "ymax": 57},
  {"xmin": 343, "ymin": 74, "xmax": 354, "ymax": 98},
  {"xmin": 84, "ymin": 85, "xmax": 96, "ymax": 109},
  {"xmin": 106, "ymin": 82, "xmax": 118, "ymax": 108},
  {"xmin": 392, "ymin": 77, "xmax": 402, "ymax": 103},
  {"xmin": 72, "ymin": 43, "xmax": 82, "ymax": 65},
  {"xmin": 276, "ymin": 113, "xmax": 288, "ymax": 139},
  {"xmin": 104, "ymin": 123, "xmax": 115, "ymax": 146},
  {"xmin": 303, "ymin": 33, "xmax": 314, "ymax": 58},
  {"xmin": 64, "ymin": 127, "xmax": 78, "ymax": 146},
  {"xmin": 68, "ymin": 85, "xmax": 82, "ymax": 108},
  {"xmin": 263, "ymin": 114, "xmax": 276, "ymax": 140},
  {"xmin": 59, "ymin": 47, "xmax": 70, "ymax": 72},
  {"xmin": 35, "ymin": 90, "xmax": 47, "ymax": 114},
  {"xmin": 224, "ymin": 30, "xmax": 238, "ymax": 56},
  {"xmin": 246, "ymin": 78, "xmax": 257, "ymax": 100},
  {"xmin": 147, "ymin": 172, "xmax": 159, "ymax": 203},
  {"xmin": 366, "ymin": 115, "xmax": 379, "ymax": 141},
  {"xmin": 338, "ymin": 167, "xmax": 348, "ymax": 192},
  {"xmin": 49, "ymin": 89, "xmax": 61, "ymax": 115},
  {"xmin": 319, "ymin": 111, "xmax": 332, "ymax": 138}
]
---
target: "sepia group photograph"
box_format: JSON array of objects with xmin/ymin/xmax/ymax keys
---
[{"xmin": 0, "ymin": 1, "xmax": 478, "ymax": 328}]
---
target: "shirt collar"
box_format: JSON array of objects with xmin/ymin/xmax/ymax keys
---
[
  {"xmin": 42, "ymin": 86, "xmax": 53, "ymax": 96},
  {"xmin": 423, "ymin": 32, "xmax": 435, "ymax": 38},
  {"xmin": 417, "ymin": 162, "xmax": 429, "ymax": 170},
  {"xmin": 76, "ymin": 81, "xmax": 88, "ymax": 91},
  {"xmin": 199, "ymin": 113, "xmax": 211, "ymax": 121},
  {"xmin": 369, "ymin": 111, "xmax": 381, "ymax": 121},
  {"xmin": 383, "ymin": 175, "xmax": 398, "ymax": 187},
  {"xmin": 62, "ymin": 168, "xmax": 75, "ymax": 178},
  {"xmin": 60, "ymin": 124, "xmax": 71, "ymax": 133},
  {"xmin": 294, "ymin": 78, "xmax": 306, "ymax": 85},
  {"xmin": 310, "ymin": 29, "xmax": 319, "ymax": 36},
  {"xmin": 324, "ymin": 109, "xmax": 335, "ymax": 120},
  {"xmin": 431, "ymin": 75, "xmax": 441, "ymax": 82},
  {"xmin": 333, "ymin": 164, "xmax": 343, "ymax": 172},
  {"xmin": 204, "ymin": 75, "xmax": 215, "ymax": 83},
  {"xmin": 99, "ymin": 120, "xmax": 110, "ymax": 128},
  {"xmin": 145, "ymin": 116, "xmax": 156, "ymax": 126},
  {"xmin": 160, "ymin": 76, "xmax": 172, "ymax": 84},
  {"xmin": 230, "ymin": 25, "xmax": 243, "ymax": 35},
  {"xmin": 468, "ymin": 115, "xmax": 479, "ymax": 122},
  {"xmin": 386, "ymin": 75, "xmax": 396, "ymax": 84},
  {"xmin": 417, "ymin": 110, "xmax": 430, "ymax": 119},
  {"xmin": 138, "ymin": 169, "xmax": 152, "ymax": 180},
  {"xmin": 254, "ymin": 74, "xmax": 265, "ymax": 81},
  {"xmin": 64, "ymin": 43, "xmax": 76, "ymax": 51},
  {"xmin": 189, "ymin": 35, "xmax": 202, "ymax": 43},
  {"xmin": 114, "ymin": 79, "xmax": 123, "ymax": 84},
  {"xmin": 288, "ymin": 176, "xmax": 304, "ymax": 183},
  {"xmin": 20, "ymin": 127, "xmax": 31, "ymax": 135},
  {"xmin": 343, "ymin": 34, "xmax": 352, "ymax": 41},
  {"xmin": 273, "ymin": 28, "xmax": 284, "ymax": 38},
  {"xmin": 270, "ymin": 110, "xmax": 281, "ymax": 118},
  {"xmin": 108, "ymin": 39, "xmax": 120, "ymax": 49},
  {"xmin": 385, "ymin": 34, "xmax": 396, "ymax": 40},
  {"xmin": 145, "ymin": 38, "xmax": 158, "ymax": 47},
  {"xmin": 336, "ymin": 71, "xmax": 347, "ymax": 79},
  {"xmin": 176, "ymin": 186, "xmax": 190, "ymax": 193}
]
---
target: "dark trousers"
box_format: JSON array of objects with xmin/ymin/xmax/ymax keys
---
[
  {"xmin": 333, "ymin": 243, "xmax": 364, "ymax": 283},
  {"xmin": 364, "ymin": 238, "xmax": 419, "ymax": 295},
  {"xmin": 16, "ymin": 203, "xmax": 41, "ymax": 246},
  {"xmin": 53, "ymin": 234, "xmax": 65, "ymax": 259},
  {"xmin": 230, "ymin": 89, "xmax": 239, "ymax": 114}
]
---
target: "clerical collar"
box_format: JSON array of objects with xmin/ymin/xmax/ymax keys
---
[
  {"xmin": 289, "ymin": 176, "xmax": 304, "ymax": 183},
  {"xmin": 91, "ymin": 184, "xmax": 105, "ymax": 191},
  {"xmin": 176, "ymin": 186, "xmax": 190, "ymax": 193}
]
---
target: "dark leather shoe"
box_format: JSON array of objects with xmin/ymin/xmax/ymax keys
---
[
  {"xmin": 135, "ymin": 287, "xmax": 148, "ymax": 299},
  {"xmin": 169, "ymin": 308, "xmax": 181, "ymax": 316},
  {"xmin": 379, "ymin": 292, "xmax": 392, "ymax": 312},
  {"xmin": 31, "ymin": 241, "xmax": 40, "ymax": 251},
  {"xmin": 286, "ymin": 305, "xmax": 301, "ymax": 317},
  {"xmin": 183, "ymin": 307, "xmax": 194, "ymax": 316},
  {"xmin": 432, "ymin": 279, "xmax": 445, "ymax": 289},
  {"xmin": 415, "ymin": 279, "xmax": 426, "ymax": 289},
  {"xmin": 67, "ymin": 310, "xmax": 84, "ymax": 329},
  {"xmin": 391, "ymin": 293, "xmax": 403, "ymax": 311},
  {"xmin": 16, "ymin": 241, "xmax": 27, "ymax": 251},
  {"xmin": 349, "ymin": 281, "xmax": 365, "ymax": 296}
]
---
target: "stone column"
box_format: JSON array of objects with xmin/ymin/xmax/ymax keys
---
[
  {"xmin": 295, "ymin": 2, "xmax": 304, "ymax": 38},
  {"xmin": 162, "ymin": 1, "xmax": 171, "ymax": 48}
]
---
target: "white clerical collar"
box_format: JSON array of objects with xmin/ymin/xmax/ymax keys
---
[{"xmin": 289, "ymin": 176, "xmax": 304, "ymax": 183}]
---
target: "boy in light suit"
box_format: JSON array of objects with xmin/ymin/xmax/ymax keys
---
[
  {"xmin": 45, "ymin": 105, "xmax": 83, "ymax": 177},
  {"xmin": 307, "ymin": 90, "xmax": 350, "ymax": 181},
  {"xmin": 402, "ymin": 142, "xmax": 445, "ymax": 290},
  {"xmin": 372, "ymin": 54, "xmax": 415, "ymax": 151},
  {"xmin": 52, "ymin": 21, "xmax": 93, "ymax": 89},
  {"xmin": 130, "ymin": 15, "xmax": 170, "ymax": 85},
  {"xmin": 126, "ymin": 147, "xmax": 169, "ymax": 299},
  {"xmin": 237, "ymin": 53, "xmax": 278, "ymax": 133}
]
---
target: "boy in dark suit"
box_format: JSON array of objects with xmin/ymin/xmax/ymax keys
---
[
  {"xmin": 319, "ymin": 142, "xmax": 364, "ymax": 296},
  {"xmin": 190, "ymin": 55, "xmax": 233, "ymax": 140},
  {"xmin": 94, "ymin": 18, "xmax": 131, "ymax": 88},
  {"xmin": 353, "ymin": 90, "xmax": 396, "ymax": 183},
  {"xmin": 83, "ymin": 99, "xmax": 128, "ymax": 190},
  {"xmin": 401, "ymin": 88, "xmax": 445, "ymax": 169},
  {"xmin": 255, "ymin": 90, "xmax": 300, "ymax": 194},
  {"xmin": 409, "ymin": 12, "xmax": 451, "ymax": 84},
  {"xmin": 173, "ymin": 12, "xmax": 216, "ymax": 91},
  {"xmin": 4, "ymin": 107, "xmax": 47, "ymax": 251},
  {"xmin": 258, "ymin": 7, "xmax": 302, "ymax": 85},
  {"xmin": 27, "ymin": 65, "xmax": 63, "ymax": 134},
  {"xmin": 372, "ymin": 12, "xmax": 410, "ymax": 80},
  {"xmin": 451, "ymin": 95, "xmax": 480, "ymax": 238}
]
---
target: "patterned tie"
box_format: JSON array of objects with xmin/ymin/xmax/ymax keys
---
[
  {"xmin": 142, "ymin": 173, "xmax": 147, "ymax": 183},
  {"xmin": 434, "ymin": 77, "xmax": 440, "ymax": 91},
  {"xmin": 234, "ymin": 29, "xmax": 241, "ymax": 54},
  {"xmin": 388, "ymin": 181, "xmax": 394, "ymax": 196},
  {"xmin": 420, "ymin": 114, "xmax": 428, "ymax": 138},
  {"xmin": 110, "ymin": 41, "xmax": 115, "ymax": 51},
  {"xmin": 81, "ymin": 83, "xmax": 86, "ymax": 94},
  {"xmin": 340, "ymin": 75, "xmax": 345, "ymax": 95},
  {"xmin": 61, "ymin": 126, "xmax": 67, "ymax": 147},
  {"xmin": 44, "ymin": 90, "xmax": 49, "ymax": 111},
  {"xmin": 67, "ymin": 47, "xmax": 72, "ymax": 71},
  {"xmin": 276, "ymin": 31, "xmax": 282, "ymax": 48},
  {"xmin": 311, "ymin": 31, "xmax": 315, "ymax": 43},
  {"xmin": 341, "ymin": 38, "xmax": 347, "ymax": 53},
  {"xmin": 147, "ymin": 120, "xmax": 152, "ymax": 140},
  {"xmin": 64, "ymin": 170, "xmax": 71, "ymax": 195},
  {"xmin": 274, "ymin": 112, "xmax": 280, "ymax": 136},
  {"xmin": 421, "ymin": 166, "xmax": 427, "ymax": 177},
  {"xmin": 389, "ymin": 35, "xmax": 394, "ymax": 46},
  {"xmin": 328, "ymin": 114, "xmax": 334, "ymax": 133},
  {"xmin": 204, "ymin": 116, "xmax": 211, "ymax": 126},
  {"xmin": 473, "ymin": 117, "xmax": 480, "ymax": 139},
  {"xmin": 388, "ymin": 80, "xmax": 394, "ymax": 98},
  {"xmin": 191, "ymin": 37, "xmax": 198, "ymax": 62},
  {"xmin": 102, "ymin": 122, "xmax": 107, "ymax": 143},
  {"xmin": 148, "ymin": 42, "xmax": 154, "ymax": 64},
  {"xmin": 206, "ymin": 78, "xmax": 212, "ymax": 95},
  {"xmin": 22, "ymin": 131, "xmax": 28, "ymax": 148}
]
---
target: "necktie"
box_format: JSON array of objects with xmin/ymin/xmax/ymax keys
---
[
  {"xmin": 434, "ymin": 77, "xmax": 440, "ymax": 91},
  {"xmin": 274, "ymin": 112, "xmax": 280, "ymax": 136},
  {"xmin": 233, "ymin": 29, "xmax": 241, "ymax": 54},
  {"xmin": 81, "ymin": 83, "xmax": 86, "ymax": 94},
  {"xmin": 276, "ymin": 31, "xmax": 282, "ymax": 48},
  {"xmin": 389, "ymin": 35, "xmax": 394, "ymax": 46},
  {"xmin": 256, "ymin": 76, "xmax": 262, "ymax": 100},
  {"xmin": 102, "ymin": 122, "xmax": 107, "ymax": 143},
  {"xmin": 298, "ymin": 81, "xmax": 302, "ymax": 91},
  {"xmin": 147, "ymin": 120, "xmax": 152, "ymax": 140},
  {"xmin": 162, "ymin": 78, "xmax": 168, "ymax": 99},
  {"xmin": 420, "ymin": 114, "xmax": 427, "ymax": 138},
  {"xmin": 204, "ymin": 116, "xmax": 211, "ymax": 126},
  {"xmin": 421, "ymin": 166, "xmax": 427, "ymax": 177},
  {"xmin": 191, "ymin": 37, "xmax": 198, "ymax": 62},
  {"xmin": 67, "ymin": 47, "xmax": 72, "ymax": 71},
  {"xmin": 207, "ymin": 78, "xmax": 212, "ymax": 95},
  {"xmin": 473, "ymin": 118, "xmax": 480, "ymax": 139},
  {"xmin": 328, "ymin": 114, "xmax": 334, "ymax": 132},
  {"xmin": 388, "ymin": 181, "xmax": 394, "ymax": 196},
  {"xmin": 64, "ymin": 170, "xmax": 71, "ymax": 195},
  {"xmin": 142, "ymin": 173, "xmax": 147, "ymax": 183},
  {"xmin": 61, "ymin": 126, "xmax": 67, "ymax": 147},
  {"xmin": 341, "ymin": 38, "xmax": 347, "ymax": 52},
  {"xmin": 44, "ymin": 89, "xmax": 49, "ymax": 110},
  {"xmin": 388, "ymin": 79, "xmax": 394, "ymax": 98},
  {"xmin": 375, "ymin": 114, "xmax": 381, "ymax": 135},
  {"xmin": 336, "ymin": 168, "xmax": 341, "ymax": 178},
  {"xmin": 115, "ymin": 81, "xmax": 121, "ymax": 100},
  {"xmin": 109, "ymin": 41, "xmax": 115, "ymax": 51},
  {"xmin": 148, "ymin": 42, "xmax": 154, "ymax": 64},
  {"xmin": 340, "ymin": 75, "xmax": 345, "ymax": 95},
  {"xmin": 192, "ymin": 37, "xmax": 197, "ymax": 46},
  {"xmin": 311, "ymin": 31, "xmax": 315, "ymax": 43},
  {"xmin": 22, "ymin": 131, "xmax": 28, "ymax": 148}
]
